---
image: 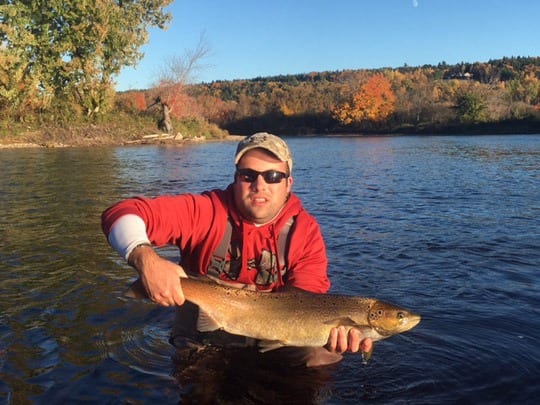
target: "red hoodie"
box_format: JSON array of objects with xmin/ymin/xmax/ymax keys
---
[{"xmin": 102, "ymin": 184, "xmax": 330, "ymax": 293}]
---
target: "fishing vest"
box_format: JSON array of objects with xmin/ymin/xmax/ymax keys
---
[{"xmin": 207, "ymin": 216, "xmax": 295, "ymax": 288}]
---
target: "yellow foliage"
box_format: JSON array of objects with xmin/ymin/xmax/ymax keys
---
[{"xmin": 280, "ymin": 103, "xmax": 295, "ymax": 116}]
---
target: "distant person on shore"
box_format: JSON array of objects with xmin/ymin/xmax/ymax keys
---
[
  {"xmin": 101, "ymin": 132, "xmax": 372, "ymax": 366},
  {"xmin": 148, "ymin": 96, "xmax": 173, "ymax": 134}
]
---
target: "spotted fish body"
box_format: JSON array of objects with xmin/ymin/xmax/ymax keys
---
[{"xmin": 128, "ymin": 276, "xmax": 421, "ymax": 351}]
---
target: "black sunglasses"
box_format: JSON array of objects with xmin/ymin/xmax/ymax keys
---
[{"xmin": 235, "ymin": 168, "xmax": 289, "ymax": 184}]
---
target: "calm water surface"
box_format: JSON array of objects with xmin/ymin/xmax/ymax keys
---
[{"xmin": 1, "ymin": 135, "xmax": 539, "ymax": 403}]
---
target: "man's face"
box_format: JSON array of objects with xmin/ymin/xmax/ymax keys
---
[{"xmin": 233, "ymin": 148, "xmax": 293, "ymax": 224}]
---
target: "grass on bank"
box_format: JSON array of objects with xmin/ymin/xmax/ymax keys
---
[{"xmin": 0, "ymin": 112, "xmax": 229, "ymax": 147}]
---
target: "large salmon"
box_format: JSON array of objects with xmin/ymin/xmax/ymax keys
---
[{"xmin": 127, "ymin": 276, "xmax": 420, "ymax": 353}]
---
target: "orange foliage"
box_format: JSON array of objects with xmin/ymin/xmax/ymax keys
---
[
  {"xmin": 165, "ymin": 92, "xmax": 203, "ymax": 118},
  {"xmin": 333, "ymin": 73, "xmax": 396, "ymax": 125},
  {"xmin": 131, "ymin": 92, "xmax": 147, "ymax": 111},
  {"xmin": 117, "ymin": 91, "xmax": 147, "ymax": 111},
  {"xmin": 197, "ymin": 95, "xmax": 236, "ymax": 124}
]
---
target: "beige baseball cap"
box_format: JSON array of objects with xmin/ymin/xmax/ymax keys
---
[{"xmin": 234, "ymin": 132, "xmax": 293, "ymax": 172}]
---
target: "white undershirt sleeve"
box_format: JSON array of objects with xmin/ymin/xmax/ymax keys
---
[{"xmin": 107, "ymin": 214, "xmax": 151, "ymax": 261}]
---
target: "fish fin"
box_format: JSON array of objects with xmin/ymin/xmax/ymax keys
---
[
  {"xmin": 323, "ymin": 317, "xmax": 360, "ymax": 327},
  {"xmin": 362, "ymin": 344, "xmax": 374, "ymax": 364},
  {"xmin": 124, "ymin": 278, "xmax": 149, "ymax": 299},
  {"xmin": 258, "ymin": 340, "xmax": 285, "ymax": 352},
  {"xmin": 261, "ymin": 347, "xmax": 344, "ymax": 367},
  {"xmin": 304, "ymin": 347, "xmax": 344, "ymax": 367},
  {"xmin": 196, "ymin": 310, "xmax": 223, "ymax": 332}
]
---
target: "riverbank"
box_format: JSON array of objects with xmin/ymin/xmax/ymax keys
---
[
  {"xmin": 2, "ymin": 117, "xmax": 539, "ymax": 149},
  {"xmin": 0, "ymin": 118, "xmax": 235, "ymax": 149}
]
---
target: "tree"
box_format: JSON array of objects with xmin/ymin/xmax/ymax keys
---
[
  {"xmin": 333, "ymin": 73, "xmax": 396, "ymax": 126},
  {"xmin": 455, "ymin": 90, "xmax": 487, "ymax": 123},
  {"xmin": 149, "ymin": 34, "xmax": 211, "ymax": 133},
  {"xmin": 0, "ymin": 0, "xmax": 172, "ymax": 120}
]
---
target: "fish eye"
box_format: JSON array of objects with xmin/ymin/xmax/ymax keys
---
[{"xmin": 397, "ymin": 312, "xmax": 404, "ymax": 320}]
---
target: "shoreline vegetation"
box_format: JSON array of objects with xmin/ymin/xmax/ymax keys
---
[
  {"xmin": 0, "ymin": 114, "xmax": 238, "ymax": 149},
  {"xmin": 1, "ymin": 116, "xmax": 539, "ymax": 150},
  {"xmin": 3, "ymin": 56, "xmax": 540, "ymax": 149}
]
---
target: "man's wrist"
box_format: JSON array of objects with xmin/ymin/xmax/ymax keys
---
[{"xmin": 127, "ymin": 243, "xmax": 154, "ymax": 267}]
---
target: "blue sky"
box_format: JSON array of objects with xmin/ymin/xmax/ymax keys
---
[{"xmin": 115, "ymin": 0, "xmax": 539, "ymax": 91}]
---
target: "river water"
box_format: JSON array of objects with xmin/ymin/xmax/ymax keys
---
[{"xmin": 1, "ymin": 135, "xmax": 539, "ymax": 404}]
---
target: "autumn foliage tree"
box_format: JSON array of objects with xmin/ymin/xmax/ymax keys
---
[{"xmin": 333, "ymin": 73, "xmax": 396, "ymax": 126}]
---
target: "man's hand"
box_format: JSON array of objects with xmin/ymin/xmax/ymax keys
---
[
  {"xmin": 327, "ymin": 326, "xmax": 373, "ymax": 355},
  {"xmin": 128, "ymin": 245, "xmax": 186, "ymax": 307}
]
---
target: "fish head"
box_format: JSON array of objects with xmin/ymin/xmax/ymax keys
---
[{"xmin": 368, "ymin": 301, "xmax": 421, "ymax": 336}]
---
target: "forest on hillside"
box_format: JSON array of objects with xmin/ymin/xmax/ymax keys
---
[{"xmin": 117, "ymin": 56, "xmax": 540, "ymax": 135}]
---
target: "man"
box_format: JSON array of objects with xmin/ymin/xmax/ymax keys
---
[{"xmin": 102, "ymin": 132, "xmax": 372, "ymax": 364}]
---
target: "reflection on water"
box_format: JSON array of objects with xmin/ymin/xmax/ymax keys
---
[
  {"xmin": 172, "ymin": 346, "xmax": 336, "ymax": 404},
  {"xmin": 1, "ymin": 135, "xmax": 539, "ymax": 403}
]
